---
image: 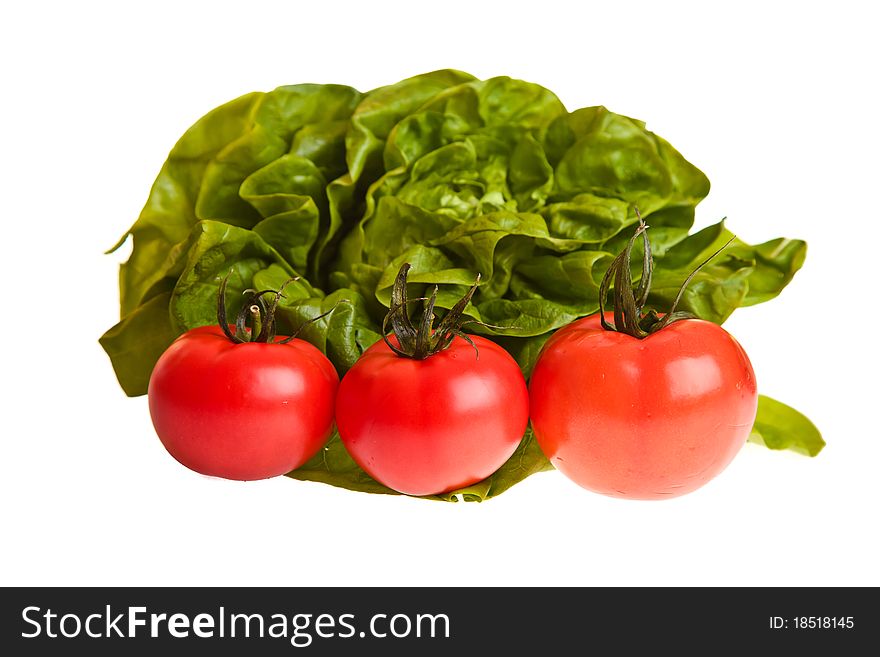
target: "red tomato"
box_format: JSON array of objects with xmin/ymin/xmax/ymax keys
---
[
  {"xmin": 148, "ymin": 325, "xmax": 338, "ymax": 481},
  {"xmin": 335, "ymin": 335, "xmax": 529, "ymax": 496},
  {"xmin": 529, "ymin": 313, "xmax": 757, "ymax": 499}
]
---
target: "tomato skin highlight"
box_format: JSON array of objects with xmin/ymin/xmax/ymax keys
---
[
  {"xmin": 335, "ymin": 335, "xmax": 529, "ymax": 496},
  {"xmin": 529, "ymin": 313, "xmax": 757, "ymax": 499},
  {"xmin": 148, "ymin": 325, "xmax": 338, "ymax": 481}
]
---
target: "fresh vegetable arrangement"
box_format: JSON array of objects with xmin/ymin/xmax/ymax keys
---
[{"xmin": 100, "ymin": 70, "xmax": 823, "ymax": 502}]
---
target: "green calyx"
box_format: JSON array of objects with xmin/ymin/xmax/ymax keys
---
[
  {"xmin": 382, "ymin": 263, "xmax": 483, "ymax": 359},
  {"xmin": 217, "ymin": 272, "xmax": 339, "ymax": 344},
  {"xmin": 599, "ymin": 209, "xmax": 734, "ymax": 338}
]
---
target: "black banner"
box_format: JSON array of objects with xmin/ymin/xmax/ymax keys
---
[{"xmin": 0, "ymin": 587, "xmax": 873, "ymax": 654}]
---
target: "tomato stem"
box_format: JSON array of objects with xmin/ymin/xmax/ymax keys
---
[
  {"xmin": 599, "ymin": 208, "xmax": 734, "ymax": 338},
  {"xmin": 382, "ymin": 263, "xmax": 502, "ymax": 359},
  {"xmin": 249, "ymin": 305, "xmax": 262, "ymax": 341},
  {"xmin": 216, "ymin": 272, "xmax": 344, "ymax": 344}
]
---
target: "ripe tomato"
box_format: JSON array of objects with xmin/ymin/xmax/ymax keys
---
[
  {"xmin": 148, "ymin": 325, "xmax": 338, "ymax": 481},
  {"xmin": 335, "ymin": 335, "xmax": 529, "ymax": 496},
  {"xmin": 529, "ymin": 313, "xmax": 757, "ymax": 499}
]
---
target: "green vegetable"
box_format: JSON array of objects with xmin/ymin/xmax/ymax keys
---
[
  {"xmin": 749, "ymin": 396, "xmax": 825, "ymax": 457},
  {"xmin": 101, "ymin": 70, "xmax": 821, "ymax": 501}
]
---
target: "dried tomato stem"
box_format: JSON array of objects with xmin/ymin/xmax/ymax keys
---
[
  {"xmin": 248, "ymin": 305, "xmax": 262, "ymax": 341},
  {"xmin": 216, "ymin": 272, "xmax": 305, "ymax": 344},
  {"xmin": 599, "ymin": 208, "xmax": 735, "ymax": 338},
  {"xmin": 382, "ymin": 263, "xmax": 483, "ymax": 359}
]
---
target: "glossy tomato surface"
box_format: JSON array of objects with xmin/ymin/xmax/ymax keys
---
[
  {"xmin": 148, "ymin": 325, "xmax": 338, "ymax": 481},
  {"xmin": 529, "ymin": 313, "xmax": 757, "ymax": 499},
  {"xmin": 335, "ymin": 335, "xmax": 529, "ymax": 496}
]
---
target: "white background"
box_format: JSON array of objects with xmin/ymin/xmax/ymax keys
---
[{"xmin": 2, "ymin": 0, "xmax": 877, "ymax": 586}]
